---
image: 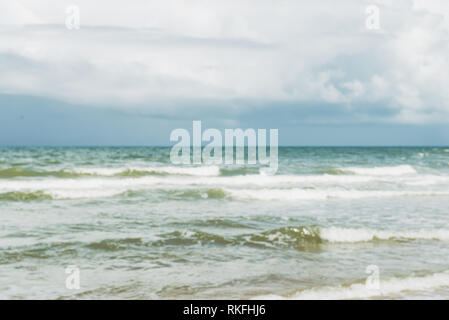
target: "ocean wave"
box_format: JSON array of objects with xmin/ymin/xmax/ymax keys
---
[
  {"xmin": 339, "ymin": 165, "xmax": 417, "ymax": 176},
  {"xmin": 2, "ymin": 184, "xmax": 449, "ymax": 201},
  {"xmin": 85, "ymin": 238, "xmax": 144, "ymax": 251},
  {"xmin": 4, "ymin": 226, "xmax": 449, "ymax": 261},
  {"xmin": 153, "ymin": 230, "xmax": 233, "ymax": 247},
  {"xmin": 150, "ymin": 226, "xmax": 449, "ymax": 250},
  {"xmin": 136, "ymin": 186, "xmax": 449, "ymax": 202},
  {"xmin": 316, "ymin": 168, "xmax": 348, "ymax": 175},
  {"xmin": 252, "ymin": 226, "xmax": 449, "ymax": 245},
  {"xmin": 183, "ymin": 219, "xmax": 252, "ymax": 229},
  {"xmin": 253, "ymin": 270, "xmax": 449, "ymax": 300},
  {"xmin": 219, "ymin": 167, "xmax": 259, "ymax": 176},
  {"xmin": 146, "ymin": 227, "xmax": 321, "ymax": 249},
  {"xmin": 71, "ymin": 166, "xmax": 261, "ymax": 178},
  {"xmin": 71, "ymin": 166, "xmax": 220, "ymax": 177},
  {"xmin": 0, "ymin": 241, "xmax": 81, "ymax": 264},
  {"xmin": 0, "ymin": 179, "xmax": 148, "ymax": 200},
  {"xmin": 2, "ymin": 169, "xmax": 447, "ymax": 192},
  {"xmin": 319, "ymin": 227, "xmax": 449, "ymax": 242},
  {"xmin": 0, "ymin": 191, "xmax": 53, "ymax": 202},
  {"xmin": 0, "ymin": 164, "xmax": 421, "ymax": 180},
  {"xmin": 16, "ymin": 188, "xmax": 126, "ymax": 200},
  {"xmin": 227, "ymin": 188, "xmax": 449, "ymax": 201},
  {"xmin": 0, "ymin": 168, "xmax": 81, "ymax": 179},
  {"xmin": 166, "ymin": 188, "xmax": 227, "ymax": 200},
  {"xmin": 241, "ymin": 226, "xmax": 322, "ymax": 250},
  {"xmin": 51, "ymin": 189, "xmax": 126, "ymax": 200},
  {"xmin": 0, "ymin": 166, "xmax": 222, "ymax": 179}
]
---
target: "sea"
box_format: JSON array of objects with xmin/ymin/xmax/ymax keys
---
[{"xmin": 1, "ymin": 147, "xmax": 449, "ymax": 299}]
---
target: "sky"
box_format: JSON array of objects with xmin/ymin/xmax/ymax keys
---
[{"xmin": 1, "ymin": 0, "xmax": 449, "ymax": 146}]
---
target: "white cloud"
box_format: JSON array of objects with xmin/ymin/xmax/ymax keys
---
[
  {"xmin": 0, "ymin": 1, "xmax": 43, "ymax": 24},
  {"xmin": 0, "ymin": 0, "xmax": 449, "ymax": 124}
]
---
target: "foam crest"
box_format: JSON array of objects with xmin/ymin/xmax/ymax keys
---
[
  {"xmin": 227, "ymin": 189, "xmax": 449, "ymax": 201},
  {"xmin": 320, "ymin": 227, "xmax": 449, "ymax": 242},
  {"xmin": 341, "ymin": 165, "xmax": 417, "ymax": 176},
  {"xmin": 71, "ymin": 166, "xmax": 220, "ymax": 177},
  {"xmin": 254, "ymin": 271, "xmax": 449, "ymax": 300}
]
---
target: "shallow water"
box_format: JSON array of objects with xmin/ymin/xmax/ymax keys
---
[{"xmin": 0, "ymin": 147, "xmax": 448, "ymax": 299}]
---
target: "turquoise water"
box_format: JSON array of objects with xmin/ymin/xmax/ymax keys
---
[{"xmin": 1, "ymin": 147, "xmax": 449, "ymax": 299}]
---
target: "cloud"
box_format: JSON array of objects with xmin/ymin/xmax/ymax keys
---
[
  {"xmin": 0, "ymin": 1, "xmax": 43, "ymax": 24},
  {"xmin": 0, "ymin": 0, "xmax": 449, "ymax": 125}
]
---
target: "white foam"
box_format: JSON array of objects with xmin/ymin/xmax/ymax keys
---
[
  {"xmin": 226, "ymin": 189, "xmax": 449, "ymax": 201},
  {"xmin": 0, "ymin": 178, "xmax": 134, "ymax": 199},
  {"xmin": 70, "ymin": 167, "xmax": 123, "ymax": 176},
  {"xmin": 404, "ymin": 175, "xmax": 449, "ymax": 186},
  {"xmin": 192, "ymin": 175, "xmax": 381, "ymax": 189},
  {"xmin": 0, "ymin": 175, "xmax": 377, "ymax": 194},
  {"xmin": 253, "ymin": 271, "xmax": 449, "ymax": 300},
  {"xmin": 71, "ymin": 166, "xmax": 220, "ymax": 177},
  {"xmin": 320, "ymin": 227, "xmax": 449, "ymax": 242},
  {"xmin": 341, "ymin": 165, "xmax": 417, "ymax": 176},
  {"xmin": 1, "ymin": 166, "xmax": 448, "ymax": 200},
  {"xmin": 2, "ymin": 174, "xmax": 449, "ymax": 200},
  {"xmin": 47, "ymin": 189, "xmax": 125, "ymax": 199}
]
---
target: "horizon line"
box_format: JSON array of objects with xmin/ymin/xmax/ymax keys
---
[{"xmin": 0, "ymin": 145, "xmax": 448, "ymax": 148}]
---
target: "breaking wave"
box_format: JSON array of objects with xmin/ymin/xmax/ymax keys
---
[
  {"xmin": 0, "ymin": 166, "xmax": 222, "ymax": 178},
  {"xmin": 0, "ymin": 168, "xmax": 81, "ymax": 179},
  {"xmin": 319, "ymin": 227, "xmax": 449, "ymax": 242},
  {"xmin": 339, "ymin": 165, "xmax": 417, "ymax": 176},
  {"xmin": 0, "ymin": 191, "xmax": 53, "ymax": 202},
  {"xmin": 227, "ymin": 189, "xmax": 449, "ymax": 201},
  {"xmin": 166, "ymin": 188, "xmax": 228, "ymax": 200},
  {"xmin": 144, "ymin": 226, "xmax": 449, "ymax": 249},
  {"xmin": 70, "ymin": 166, "xmax": 221, "ymax": 177},
  {"xmin": 253, "ymin": 270, "xmax": 449, "ymax": 300}
]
